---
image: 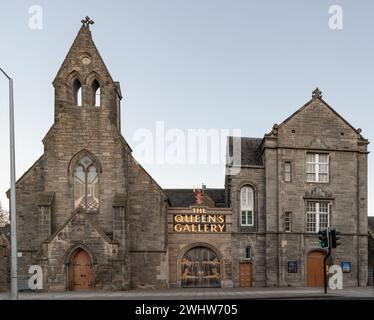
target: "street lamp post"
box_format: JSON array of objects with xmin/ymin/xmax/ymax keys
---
[{"xmin": 0, "ymin": 67, "xmax": 18, "ymax": 300}]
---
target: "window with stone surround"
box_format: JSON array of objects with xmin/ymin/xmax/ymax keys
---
[
  {"xmin": 240, "ymin": 186, "xmax": 254, "ymax": 226},
  {"xmin": 306, "ymin": 201, "xmax": 330, "ymax": 233},
  {"xmin": 284, "ymin": 212, "xmax": 292, "ymax": 232},
  {"xmin": 284, "ymin": 161, "xmax": 291, "ymax": 182},
  {"xmin": 306, "ymin": 153, "xmax": 329, "ymax": 183},
  {"xmin": 74, "ymin": 156, "xmax": 99, "ymax": 211},
  {"xmin": 73, "ymin": 78, "xmax": 82, "ymax": 106},
  {"xmin": 91, "ymin": 79, "xmax": 101, "ymax": 107},
  {"xmin": 244, "ymin": 246, "xmax": 252, "ymax": 259}
]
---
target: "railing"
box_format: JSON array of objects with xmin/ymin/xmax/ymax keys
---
[
  {"xmin": 17, "ymin": 277, "xmax": 32, "ymax": 292},
  {"xmin": 368, "ymin": 265, "xmax": 373, "ymax": 286}
]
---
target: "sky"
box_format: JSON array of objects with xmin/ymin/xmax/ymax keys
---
[{"xmin": 0, "ymin": 0, "xmax": 373, "ymax": 215}]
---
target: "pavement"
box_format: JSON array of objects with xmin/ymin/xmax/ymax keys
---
[{"xmin": 1, "ymin": 286, "xmax": 374, "ymax": 300}]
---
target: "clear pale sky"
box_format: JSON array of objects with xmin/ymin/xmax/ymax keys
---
[{"xmin": 0, "ymin": 0, "xmax": 372, "ymax": 215}]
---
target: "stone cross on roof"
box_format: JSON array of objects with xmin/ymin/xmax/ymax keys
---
[
  {"xmin": 312, "ymin": 87, "xmax": 322, "ymax": 99},
  {"xmin": 81, "ymin": 16, "xmax": 94, "ymax": 28}
]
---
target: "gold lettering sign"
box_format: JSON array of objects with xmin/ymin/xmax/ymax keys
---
[{"xmin": 173, "ymin": 210, "xmax": 226, "ymax": 233}]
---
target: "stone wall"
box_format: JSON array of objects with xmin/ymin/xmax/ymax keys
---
[
  {"xmin": 41, "ymin": 212, "xmax": 122, "ymax": 291},
  {"xmin": 128, "ymin": 156, "xmax": 168, "ymax": 288},
  {"xmin": 167, "ymin": 207, "xmax": 233, "ymax": 288},
  {"xmin": 271, "ymin": 97, "xmax": 368, "ymax": 286},
  {"xmin": 10, "ymin": 24, "xmax": 168, "ymax": 291},
  {"xmin": 231, "ymin": 234, "xmax": 266, "ymax": 287},
  {"xmin": 226, "ymin": 97, "xmax": 368, "ymax": 287},
  {"xmin": 0, "ymin": 226, "xmax": 10, "ymax": 292}
]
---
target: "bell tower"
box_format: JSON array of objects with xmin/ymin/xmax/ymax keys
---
[{"xmin": 52, "ymin": 17, "xmax": 122, "ymax": 130}]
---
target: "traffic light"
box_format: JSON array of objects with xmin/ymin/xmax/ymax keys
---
[
  {"xmin": 318, "ymin": 228, "xmax": 329, "ymax": 248},
  {"xmin": 330, "ymin": 228, "xmax": 341, "ymax": 248}
]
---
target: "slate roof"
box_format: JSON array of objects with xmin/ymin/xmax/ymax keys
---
[
  {"xmin": 164, "ymin": 189, "xmax": 226, "ymax": 208},
  {"xmin": 227, "ymin": 136, "xmax": 263, "ymax": 166}
]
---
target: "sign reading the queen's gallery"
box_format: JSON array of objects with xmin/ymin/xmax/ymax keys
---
[{"xmin": 173, "ymin": 207, "xmax": 226, "ymax": 233}]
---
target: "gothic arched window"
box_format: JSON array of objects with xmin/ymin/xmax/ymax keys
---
[
  {"xmin": 73, "ymin": 79, "xmax": 82, "ymax": 106},
  {"xmin": 91, "ymin": 79, "xmax": 101, "ymax": 107},
  {"xmin": 74, "ymin": 156, "xmax": 99, "ymax": 211}
]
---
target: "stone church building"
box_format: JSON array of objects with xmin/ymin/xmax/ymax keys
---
[{"xmin": 3, "ymin": 19, "xmax": 369, "ymax": 291}]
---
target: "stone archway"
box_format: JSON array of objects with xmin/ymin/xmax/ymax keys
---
[{"xmin": 181, "ymin": 246, "xmax": 221, "ymax": 288}]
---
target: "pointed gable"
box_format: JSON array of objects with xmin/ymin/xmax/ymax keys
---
[
  {"xmin": 276, "ymin": 89, "xmax": 368, "ymax": 150},
  {"xmin": 44, "ymin": 210, "xmax": 115, "ymax": 245},
  {"xmin": 53, "ymin": 23, "xmax": 114, "ymax": 85},
  {"xmin": 51, "ymin": 19, "xmax": 122, "ymax": 130}
]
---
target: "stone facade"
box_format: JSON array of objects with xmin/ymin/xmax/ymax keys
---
[
  {"xmin": 0, "ymin": 225, "xmax": 10, "ymax": 292},
  {"xmin": 2, "ymin": 21, "xmax": 369, "ymax": 291},
  {"xmin": 167, "ymin": 205, "xmax": 233, "ymax": 288},
  {"xmin": 369, "ymin": 218, "xmax": 374, "ymax": 266},
  {"xmin": 7, "ymin": 22, "xmax": 167, "ymax": 291},
  {"xmin": 225, "ymin": 89, "xmax": 369, "ymax": 287}
]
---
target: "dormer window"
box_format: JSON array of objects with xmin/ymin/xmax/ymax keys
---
[{"xmin": 73, "ymin": 79, "xmax": 82, "ymax": 106}]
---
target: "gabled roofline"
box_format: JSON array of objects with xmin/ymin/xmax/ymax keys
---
[
  {"xmin": 43, "ymin": 209, "xmax": 117, "ymax": 245},
  {"xmin": 129, "ymin": 154, "xmax": 167, "ymax": 199},
  {"xmin": 277, "ymin": 96, "xmax": 368, "ymax": 141},
  {"xmin": 6, "ymin": 155, "xmax": 44, "ymax": 198},
  {"xmin": 52, "ymin": 25, "xmax": 115, "ymax": 86}
]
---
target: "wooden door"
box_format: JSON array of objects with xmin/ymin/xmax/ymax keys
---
[
  {"xmin": 71, "ymin": 249, "xmax": 93, "ymax": 290},
  {"xmin": 239, "ymin": 262, "xmax": 252, "ymax": 287},
  {"xmin": 307, "ymin": 251, "xmax": 325, "ymax": 287}
]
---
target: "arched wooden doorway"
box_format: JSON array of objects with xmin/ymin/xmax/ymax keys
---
[
  {"xmin": 307, "ymin": 251, "xmax": 326, "ymax": 287},
  {"xmin": 70, "ymin": 249, "xmax": 93, "ymax": 291},
  {"xmin": 181, "ymin": 246, "xmax": 221, "ymax": 288}
]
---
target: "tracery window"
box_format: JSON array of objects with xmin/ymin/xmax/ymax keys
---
[{"xmin": 74, "ymin": 156, "xmax": 99, "ymax": 211}]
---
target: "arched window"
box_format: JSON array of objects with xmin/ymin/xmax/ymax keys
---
[
  {"xmin": 240, "ymin": 186, "xmax": 254, "ymax": 226},
  {"xmin": 91, "ymin": 79, "xmax": 101, "ymax": 107},
  {"xmin": 74, "ymin": 156, "xmax": 99, "ymax": 211},
  {"xmin": 73, "ymin": 79, "xmax": 82, "ymax": 106},
  {"xmin": 244, "ymin": 246, "xmax": 252, "ymax": 259}
]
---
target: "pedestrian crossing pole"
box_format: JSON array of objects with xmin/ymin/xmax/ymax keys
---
[{"xmin": 323, "ymin": 227, "xmax": 331, "ymax": 294}]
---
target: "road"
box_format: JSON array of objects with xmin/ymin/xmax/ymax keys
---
[{"xmin": 1, "ymin": 286, "xmax": 374, "ymax": 300}]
